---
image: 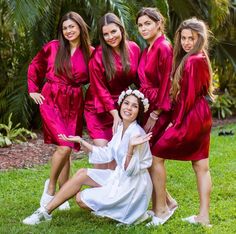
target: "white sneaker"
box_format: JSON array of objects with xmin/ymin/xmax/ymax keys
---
[
  {"xmin": 58, "ymin": 201, "xmax": 70, "ymax": 211},
  {"xmin": 40, "ymin": 179, "xmax": 54, "ymax": 207},
  {"xmin": 22, "ymin": 207, "xmax": 52, "ymax": 225}
]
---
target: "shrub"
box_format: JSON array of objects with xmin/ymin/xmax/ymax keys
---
[
  {"xmin": 0, "ymin": 113, "xmax": 37, "ymax": 147},
  {"xmin": 211, "ymin": 89, "xmax": 236, "ymax": 119}
]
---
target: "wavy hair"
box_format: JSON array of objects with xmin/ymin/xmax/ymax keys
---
[{"xmin": 171, "ymin": 18, "xmax": 214, "ymax": 100}]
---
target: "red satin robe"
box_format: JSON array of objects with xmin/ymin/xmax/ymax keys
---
[
  {"xmin": 152, "ymin": 53, "xmax": 212, "ymax": 160},
  {"xmin": 28, "ymin": 40, "xmax": 92, "ymax": 150},
  {"xmin": 84, "ymin": 41, "xmax": 140, "ymax": 140}
]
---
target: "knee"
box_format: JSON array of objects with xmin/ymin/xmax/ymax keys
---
[
  {"xmin": 192, "ymin": 160, "xmax": 210, "ymax": 174},
  {"xmin": 75, "ymin": 168, "xmax": 87, "ymax": 178},
  {"xmin": 150, "ymin": 158, "xmax": 165, "ymax": 173},
  {"xmin": 56, "ymin": 146, "xmax": 71, "ymax": 156}
]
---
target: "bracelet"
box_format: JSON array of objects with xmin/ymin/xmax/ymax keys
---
[
  {"xmin": 126, "ymin": 152, "xmax": 133, "ymax": 158},
  {"xmin": 150, "ymin": 112, "xmax": 159, "ymax": 120},
  {"xmin": 79, "ymin": 138, "xmax": 83, "ymax": 144}
]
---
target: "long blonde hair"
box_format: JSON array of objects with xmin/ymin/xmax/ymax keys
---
[{"xmin": 171, "ymin": 18, "xmax": 214, "ymax": 101}]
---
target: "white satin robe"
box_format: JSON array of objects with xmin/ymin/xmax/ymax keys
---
[{"xmin": 80, "ymin": 121, "xmax": 153, "ymax": 224}]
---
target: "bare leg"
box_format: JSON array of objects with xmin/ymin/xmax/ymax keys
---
[
  {"xmin": 58, "ymin": 156, "xmax": 71, "ymax": 189},
  {"xmin": 149, "ymin": 156, "xmax": 170, "ymax": 218},
  {"xmin": 192, "ymin": 158, "xmax": 212, "ymax": 224},
  {"xmin": 47, "ymin": 146, "xmax": 72, "ymax": 195},
  {"xmin": 166, "ymin": 191, "xmax": 178, "ymax": 211},
  {"xmin": 46, "ymin": 168, "xmax": 100, "ymax": 214},
  {"xmin": 76, "ymin": 193, "xmax": 90, "ymax": 210},
  {"xmin": 93, "ymin": 139, "xmax": 116, "ymax": 169}
]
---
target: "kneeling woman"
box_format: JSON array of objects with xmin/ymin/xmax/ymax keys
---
[{"xmin": 23, "ymin": 90, "xmax": 152, "ymax": 225}]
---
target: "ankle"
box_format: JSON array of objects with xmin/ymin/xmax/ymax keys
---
[
  {"xmin": 47, "ymin": 186, "xmax": 55, "ymax": 196},
  {"xmin": 43, "ymin": 206, "xmax": 51, "ymax": 215},
  {"xmin": 155, "ymin": 207, "xmax": 170, "ymax": 218},
  {"xmin": 195, "ymin": 214, "xmax": 210, "ymax": 224}
]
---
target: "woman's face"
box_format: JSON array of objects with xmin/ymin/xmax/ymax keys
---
[
  {"xmin": 137, "ymin": 15, "xmax": 159, "ymax": 42},
  {"xmin": 102, "ymin": 23, "xmax": 122, "ymax": 51},
  {"xmin": 181, "ymin": 29, "xmax": 198, "ymax": 53},
  {"xmin": 62, "ymin": 19, "xmax": 80, "ymax": 44},
  {"xmin": 120, "ymin": 95, "xmax": 139, "ymax": 124}
]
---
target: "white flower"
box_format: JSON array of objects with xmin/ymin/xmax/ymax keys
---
[
  {"xmin": 117, "ymin": 89, "xmax": 149, "ymax": 113},
  {"xmin": 132, "ymin": 90, "xmax": 140, "ymax": 97},
  {"xmin": 126, "ymin": 89, "xmax": 132, "ymax": 95}
]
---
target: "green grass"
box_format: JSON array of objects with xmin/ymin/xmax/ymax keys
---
[{"xmin": 0, "ymin": 124, "xmax": 236, "ymax": 234}]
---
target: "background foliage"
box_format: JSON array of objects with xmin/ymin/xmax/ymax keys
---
[{"xmin": 0, "ymin": 0, "xmax": 236, "ymax": 128}]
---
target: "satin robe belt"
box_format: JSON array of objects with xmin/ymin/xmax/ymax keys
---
[
  {"xmin": 46, "ymin": 79, "xmax": 81, "ymax": 87},
  {"xmin": 108, "ymin": 167, "xmax": 148, "ymax": 198}
]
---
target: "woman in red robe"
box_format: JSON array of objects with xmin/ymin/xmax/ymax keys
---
[
  {"xmin": 84, "ymin": 13, "xmax": 140, "ymax": 169},
  {"xmin": 149, "ymin": 18, "xmax": 214, "ymax": 227},
  {"xmin": 28, "ymin": 12, "xmax": 93, "ymax": 209},
  {"xmin": 136, "ymin": 7, "xmax": 177, "ymax": 222}
]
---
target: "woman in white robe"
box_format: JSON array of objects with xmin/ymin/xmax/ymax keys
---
[{"xmin": 23, "ymin": 89, "xmax": 153, "ymax": 225}]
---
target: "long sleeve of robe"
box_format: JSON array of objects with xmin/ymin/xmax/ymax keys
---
[
  {"xmin": 80, "ymin": 121, "xmax": 153, "ymax": 224},
  {"xmin": 27, "ymin": 40, "xmax": 93, "ymax": 150}
]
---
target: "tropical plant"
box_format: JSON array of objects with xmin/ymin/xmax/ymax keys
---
[
  {"xmin": 0, "ymin": 113, "xmax": 37, "ymax": 147},
  {"xmin": 211, "ymin": 89, "xmax": 236, "ymax": 119},
  {"xmin": 0, "ymin": 0, "xmax": 235, "ymax": 129}
]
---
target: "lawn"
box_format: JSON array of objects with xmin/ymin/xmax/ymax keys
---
[{"xmin": 0, "ymin": 124, "xmax": 236, "ymax": 234}]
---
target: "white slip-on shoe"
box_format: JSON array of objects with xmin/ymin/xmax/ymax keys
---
[
  {"xmin": 146, "ymin": 210, "xmax": 155, "ymax": 217},
  {"xmin": 58, "ymin": 201, "xmax": 70, "ymax": 211},
  {"xmin": 146, "ymin": 209, "xmax": 174, "ymax": 227},
  {"xmin": 182, "ymin": 215, "xmax": 212, "ymax": 228},
  {"xmin": 134, "ymin": 211, "xmax": 151, "ymax": 225},
  {"xmin": 40, "ymin": 179, "xmax": 54, "ymax": 207},
  {"xmin": 22, "ymin": 207, "xmax": 52, "ymax": 225}
]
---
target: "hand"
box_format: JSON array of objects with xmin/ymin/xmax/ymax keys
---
[
  {"xmin": 112, "ymin": 115, "xmax": 122, "ymax": 135},
  {"xmin": 129, "ymin": 132, "xmax": 152, "ymax": 147},
  {"xmin": 144, "ymin": 117, "xmax": 157, "ymax": 133},
  {"xmin": 29, "ymin": 92, "xmax": 45, "ymax": 105},
  {"xmin": 58, "ymin": 134, "xmax": 82, "ymax": 143}
]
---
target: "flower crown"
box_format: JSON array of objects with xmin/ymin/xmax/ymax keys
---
[{"xmin": 117, "ymin": 89, "xmax": 149, "ymax": 112}]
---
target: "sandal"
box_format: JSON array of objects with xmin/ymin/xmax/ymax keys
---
[{"xmin": 182, "ymin": 215, "xmax": 212, "ymax": 227}]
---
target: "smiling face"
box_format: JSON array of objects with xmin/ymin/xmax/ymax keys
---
[
  {"xmin": 137, "ymin": 15, "xmax": 160, "ymax": 44},
  {"xmin": 120, "ymin": 95, "xmax": 139, "ymax": 124},
  {"xmin": 181, "ymin": 29, "xmax": 198, "ymax": 53},
  {"xmin": 102, "ymin": 23, "xmax": 122, "ymax": 51},
  {"xmin": 62, "ymin": 19, "xmax": 80, "ymax": 44}
]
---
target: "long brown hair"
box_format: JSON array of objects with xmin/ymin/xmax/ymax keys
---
[
  {"xmin": 55, "ymin": 11, "xmax": 91, "ymax": 78},
  {"xmin": 99, "ymin": 13, "xmax": 130, "ymax": 80},
  {"xmin": 171, "ymin": 18, "xmax": 214, "ymax": 100},
  {"xmin": 136, "ymin": 7, "xmax": 165, "ymax": 34}
]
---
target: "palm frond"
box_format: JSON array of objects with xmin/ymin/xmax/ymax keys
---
[{"xmin": 5, "ymin": 0, "xmax": 53, "ymax": 29}]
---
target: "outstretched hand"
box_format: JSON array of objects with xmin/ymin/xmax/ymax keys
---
[
  {"xmin": 129, "ymin": 132, "xmax": 152, "ymax": 147},
  {"xmin": 58, "ymin": 134, "xmax": 82, "ymax": 143}
]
